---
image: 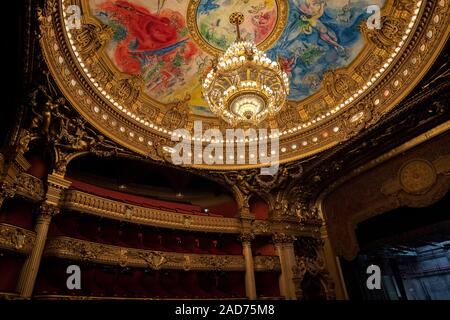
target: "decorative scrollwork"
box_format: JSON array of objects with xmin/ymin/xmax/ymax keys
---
[{"xmin": 138, "ymin": 251, "xmax": 167, "ymax": 270}]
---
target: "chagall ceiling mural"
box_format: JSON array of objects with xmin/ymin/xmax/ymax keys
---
[{"xmin": 89, "ymin": 0, "xmax": 385, "ymax": 117}]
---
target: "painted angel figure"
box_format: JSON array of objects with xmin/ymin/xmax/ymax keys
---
[{"xmin": 291, "ymin": 0, "xmax": 345, "ymax": 52}]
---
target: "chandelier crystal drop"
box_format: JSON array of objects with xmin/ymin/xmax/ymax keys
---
[{"xmin": 202, "ymin": 12, "xmax": 290, "ymax": 126}]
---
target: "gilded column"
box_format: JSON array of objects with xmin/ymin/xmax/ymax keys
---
[
  {"xmin": 240, "ymin": 232, "xmax": 257, "ymax": 300},
  {"xmin": 273, "ymin": 233, "xmax": 297, "ymax": 300},
  {"xmin": 16, "ymin": 203, "xmax": 59, "ymax": 297},
  {"xmin": 16, "ymin": 173, "xmax": 71, "ymax": 298}
]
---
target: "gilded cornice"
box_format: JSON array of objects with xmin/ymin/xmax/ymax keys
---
[
  {"xmin": 62, "ymin": 189, "xmax": 241, "ymax": 233},
  {"xmin": 0, "ymin": 223, "xmax": 36, "ymax": 254},
  {"xmin": 44, "ymin": 237, "xmax": 281, "ymax": 272},
  {"xmin": 62, "ymin": 189, "xmax": 320, "ymax": 236}
]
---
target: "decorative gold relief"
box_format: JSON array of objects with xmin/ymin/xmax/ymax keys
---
[
  {"xmin": 112, "ymin": 76, "xmax": 144, "ymax": 108},
  {"xmin": 138, "ymin": 251, "xmax": 167, "ymax": 270},
  {"xmin": 63, "ymin": 189, "xmax": 243, "ymax": 233},
  {"xmin": 356, "ymin": 54, "xmax": 384, "ymax": 79},
  {"xmin": 15, "ymin": 173, "xmax": 45, "ymax": 201},
  {"xmin": 276, "ymin": 103, "xmax": 301, "ymax": 131},
  {"xmin": 323, "ymin": 69, "xmax": 358, "ymax": 102},
  {"xmin": 239, "ymin": 232, "xmax": 255, "ymax": 243},
  {"xmin": 72, "ymin": 22, "xmax": 113, "ymax": 57},
  {"xmin": 381, "ymin": 156, "xmax": 450, "ymax": 199},
  {"xmin": 399, "ymin": 159, "xmax": 437, "ymax": 194},
  {"xmin": 343, "ymin": 101, "xmax": 380, "ymax": 139},
  {"xmin": 361, "ymin": 16, "xmax": 406, "ymax": 52},
  {"xmin": 394, "ymin": 0, "xmax": 416, "ymax": 13},
  {"xmin": 0, "ymin": 224, "xmax": 35, "ymax": 254},
  {"xmin": 292, "ymin": 239, "xmax": 336, "ymax": 300},
  {"xmin": 44, "ymin": 237, "xmax": 270, "ymax": 271},
  {"xmin": 161, "ymin": 95, "xmax": 190, "ymax": 130},
  {"xmin": 272, "ymin": 233, "xmax": 296, "ymax": 244},
  {"xmin": 39, "ymin": 202, "xmax": 61, "ymax": 218},
  {"xmin": 254, "ymin": 256, "xmax": 280, "ymax": 271}
]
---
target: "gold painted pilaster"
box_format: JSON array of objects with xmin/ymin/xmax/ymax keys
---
[
  {"xmin": 273, "ymin": 233, "xmax": 297, "ymax": 300},
  {"xmin": 16, "ymin": 203, "xmax": 60, "ymax": 298},
  {"xmin": 240, "ymin": 233, "xmax": 257, "ymax": 300},
  {"xmin": 16, "ymin": 173, "xmax": 71, "ymax": 298},
  {"xmin": 320, "ymin": 226, "xmax": 348, "ymax": 300}
]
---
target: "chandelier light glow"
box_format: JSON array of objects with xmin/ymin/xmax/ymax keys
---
[{"xmin": 202, "ymin": 12, "xmax": 290, "ymax": 126}]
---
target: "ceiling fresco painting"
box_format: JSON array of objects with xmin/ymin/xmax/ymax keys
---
[
  {"xmin": 38, "ymin": 0, "xmax": 449, "ymax": 169},
  {"xmin": 266, "ymin": 0, "xmax": 385, "ymax": 100},
  {"xmin": 90, "ymin": 0, "xmax": 384, "ymax": 116},
  {"xmin": 91, "ymin": 0, "xmax": 211, "ymax": 115}
]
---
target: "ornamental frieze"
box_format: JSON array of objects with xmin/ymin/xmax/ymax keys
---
[
  {"xmin": 43, "ymin": 237, "xmax": 284, "ymax": 271},
  {"xmin": 0, "ymin": 224, "xmax": 36, "ymax": 254}
]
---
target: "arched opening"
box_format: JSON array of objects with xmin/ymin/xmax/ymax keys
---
[{"xmin": 249, "ymin": 196, "xmax": 269, "ymax": 220}]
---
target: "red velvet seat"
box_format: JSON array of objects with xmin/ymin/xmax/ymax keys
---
[
  {"xmin": 77, "ymin": 216, "xmax": 101, "ymax": 242},
  {"xmin": 222, "ymin": 272, "xmax": 245, "ymax": 297},
  {"xmin": 98, "ymin": 221, "xmax": 120, "ymax": 245},
  {"xmin": 40, "ymin": 263, "xmax": 68, "ymax": 295},
  {"xmin": 0, "ymin": 255, "xmax": 24, "ymax": 293},
  {"xmin": 141, "ymin": 271, "xmax": 169, "ymax": 298},
  {"xmin": 82, "ymin": 266, "xmax": 104, "ymax": 296},
  {"xmin": 50, "ymin": 215, "xmax": 80, "ymax": 238},
  {"xmin": 180, "ymin": 272, "xmax": 209, "ymax": 299},
  {"xmin": 183, "ymin": 235, "xmax": 208, "ymax": 254},
  {"xmin": 94, "ymin": 267, "xmax": 118, "ymax": 297},
  {"xmin": 118, "ymin": 225, "xmax": 144, "ymax": 249},
  {"xmin": 116, "ymin": 269, "xmax": 146, "ymax": 297},
  {"xmin": 223, "ymin": 240, "xmax": 243, "ymax": 255},
  {"xmin": 142, "ymin": 232, "xmax": 165, "ymax": 251},
  {"xmin": 163, "ymin": 234, "xmax": 188, "ymax": 253},
  {"xmin": 160, "ymin": 271, "xmax": 185, "ymax": 298},
  {"xmin": 204, "ymin": 239, "xmax": 227, "ymax": 255}
]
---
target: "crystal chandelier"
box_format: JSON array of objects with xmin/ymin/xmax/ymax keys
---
[{"xmin": 202, "ymin": 12, "xmax": 290, "ymax": 126}]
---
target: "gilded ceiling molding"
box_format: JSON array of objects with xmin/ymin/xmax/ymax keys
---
[
  {"xmin": 36, "ymin": 0, "xmax": 450, "ymax": 168},
  {"xmin": 317, "ymin": 123, "xmax": 450, "ymax": 260},
  {"xmin": 44, "ymin": 236, "xmax": 281, "ymax": 272},
  {"xmin": 0, "ymin": 223, "xmax": 36, "ymax": 254}
]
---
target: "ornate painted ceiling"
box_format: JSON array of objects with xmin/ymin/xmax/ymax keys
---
[{"xmin": 39, "ymin": 0, "xmax": 449, "ymax": 169}]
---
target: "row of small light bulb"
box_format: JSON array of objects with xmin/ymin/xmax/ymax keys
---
[
  {"xmin": 280, "ymin": 0, "xmax": 423, "ymax": 137},
  {"xmin": 61, "ymin": 0, "xmax": 178, "ymax": 139},
  {"xmin": 62, "ymin": 0, "xmax": 422, "ymax": 145}
]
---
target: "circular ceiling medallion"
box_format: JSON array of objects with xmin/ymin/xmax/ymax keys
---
[
  {"xmin": 399, "ymin": 159, "xmax": 437, "ymax": 194},
  {"xmin": 187, "ymin": 0, "xmax": 288, "ymax": 55}
]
